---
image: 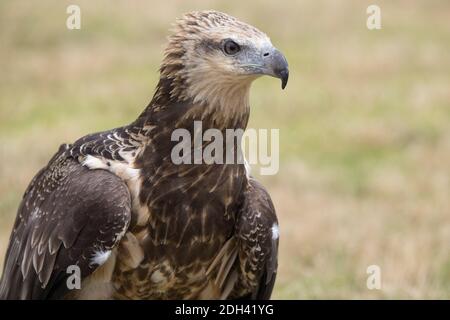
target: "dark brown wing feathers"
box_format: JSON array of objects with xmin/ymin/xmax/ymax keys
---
[
  {"xmin": 0, "ymin": 145, "xmax": 131, "ymax": 299},
  {"xmin": 206, "ymin": 177, "xmax": 279, "ymax": 299},
  {"xmin": 237, "ymin": 178, "xmax": 278, "ymax": 299}
]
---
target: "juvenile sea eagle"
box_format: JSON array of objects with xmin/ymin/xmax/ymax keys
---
[{"xmin": 0, "ymin": 10, "xmax": 288, "ymax": 299}]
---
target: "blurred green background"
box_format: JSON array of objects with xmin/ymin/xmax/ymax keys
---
[{"xmin": 0, "ymin": 0, "xmax": 449, "ymax": 298}]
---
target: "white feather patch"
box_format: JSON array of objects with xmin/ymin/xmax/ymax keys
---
[
  {"xmin": 81, "ymin": 155, "xmax": 109, "ymax": 170},
  {"xmin": 271, "ymin": 223, "xmax": 279, "ymax": 240},
  {"xmin": 244, "ymin": 157, "xmax": 251, "ymax": 179},
  {"xmin": 90, "ymin": 250, "xmax": 112, "ymax": 266}
]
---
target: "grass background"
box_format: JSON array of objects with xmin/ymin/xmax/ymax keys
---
[{"xmin": 0, "ymin": 0, "xmax": 449, "ymax": 298}]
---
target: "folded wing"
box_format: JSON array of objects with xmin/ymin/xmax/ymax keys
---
[{"xmin": 0, "ymin": 145, "xmax": 131, "ymax": 299}]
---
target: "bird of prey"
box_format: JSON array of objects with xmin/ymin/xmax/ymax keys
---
[{"xmin": 0, "ymin": 10, "xmax": 288, "ymax": 300}]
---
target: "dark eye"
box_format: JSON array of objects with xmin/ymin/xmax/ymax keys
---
[{"xmin": 223, "ymin": 40, "xmax": 240, "ymax": 55}]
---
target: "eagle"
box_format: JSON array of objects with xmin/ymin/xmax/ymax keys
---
[{"xmin": 0, "ymin": 10, "xmax": 288, "ymax": 300}]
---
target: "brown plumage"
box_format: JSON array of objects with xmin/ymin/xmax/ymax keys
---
[{"xmin": 0, "ymin": 10, "xmax": 288, "ymax": 299}]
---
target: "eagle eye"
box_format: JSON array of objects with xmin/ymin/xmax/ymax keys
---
[{"xmin": 223, "ymin": 40, "xmax": 241, "ymax": 56}]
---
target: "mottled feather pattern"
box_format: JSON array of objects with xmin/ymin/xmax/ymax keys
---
[
  {"xmin": 69, "ymin": 124, "xmax": 151, "ymax": 163},
  {"xmin": 0, "ymin": 10, "xmax": 279, "ymax": 300},
  {"xmin": 0, "ymin": 147, "xmax": 131, "ymax": 299},
  {"xmin": 235, "ymin": 179, "xmax": 278, "ymax": 299}
]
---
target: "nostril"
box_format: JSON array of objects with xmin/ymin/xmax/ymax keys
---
[{"xmin": 263, "ymin": 52, "xmax": 270, "ymax": 57}]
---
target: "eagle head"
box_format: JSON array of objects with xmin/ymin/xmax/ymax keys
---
[{"xmin": 160, "ymin": 10, "xmax": 289, "ymax": 104}]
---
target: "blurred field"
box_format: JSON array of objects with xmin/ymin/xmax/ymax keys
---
[{"xmin": 0, "ymin": 0, "xmax": 449, "ymax": 299}]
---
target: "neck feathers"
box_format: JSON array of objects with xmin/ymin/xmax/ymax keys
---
[{"xmin": 136, "ymin": 70, "xmax": 252, "ymax": 131}]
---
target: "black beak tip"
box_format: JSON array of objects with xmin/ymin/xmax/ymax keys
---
[{"xmin": 280, "ymin": 69, "xmax": 289, "ymax": 90}]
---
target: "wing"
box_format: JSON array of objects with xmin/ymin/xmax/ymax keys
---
[
  {"xmin": 235, "ymin": 178, "xmax": 279, "ymax": 299},
  {"xmin": 207, "ymin": 177, "xmax": 279, "ymax": 300},
  {"xmin": 0, "ymin": 144, "xmax": 131, "ymax": 299}
]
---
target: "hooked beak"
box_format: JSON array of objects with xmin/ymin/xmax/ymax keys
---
[
  {"xmin": 262, "ymin": 47, "xmax": 289, "ymax": 89},
  {"xmin": 241, "ymin": 45, "xmax": 289, "ymax": 89}
]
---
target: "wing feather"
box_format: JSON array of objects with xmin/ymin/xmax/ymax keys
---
[
  {"xmin": 207, "ymin": 177, "xmax": 279, "ymax": 300},
  {"xmin": 236, "ymin": 178, "xmax": 278, "ymax": 299},
  {"xmin": 0, "ymin": 145, "xmax": 131, "ymax": 299}
]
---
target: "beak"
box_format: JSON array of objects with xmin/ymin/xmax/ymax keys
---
[{"xmin": 262, "ymin": 48, "xmax": 289, "ymax": 89}]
